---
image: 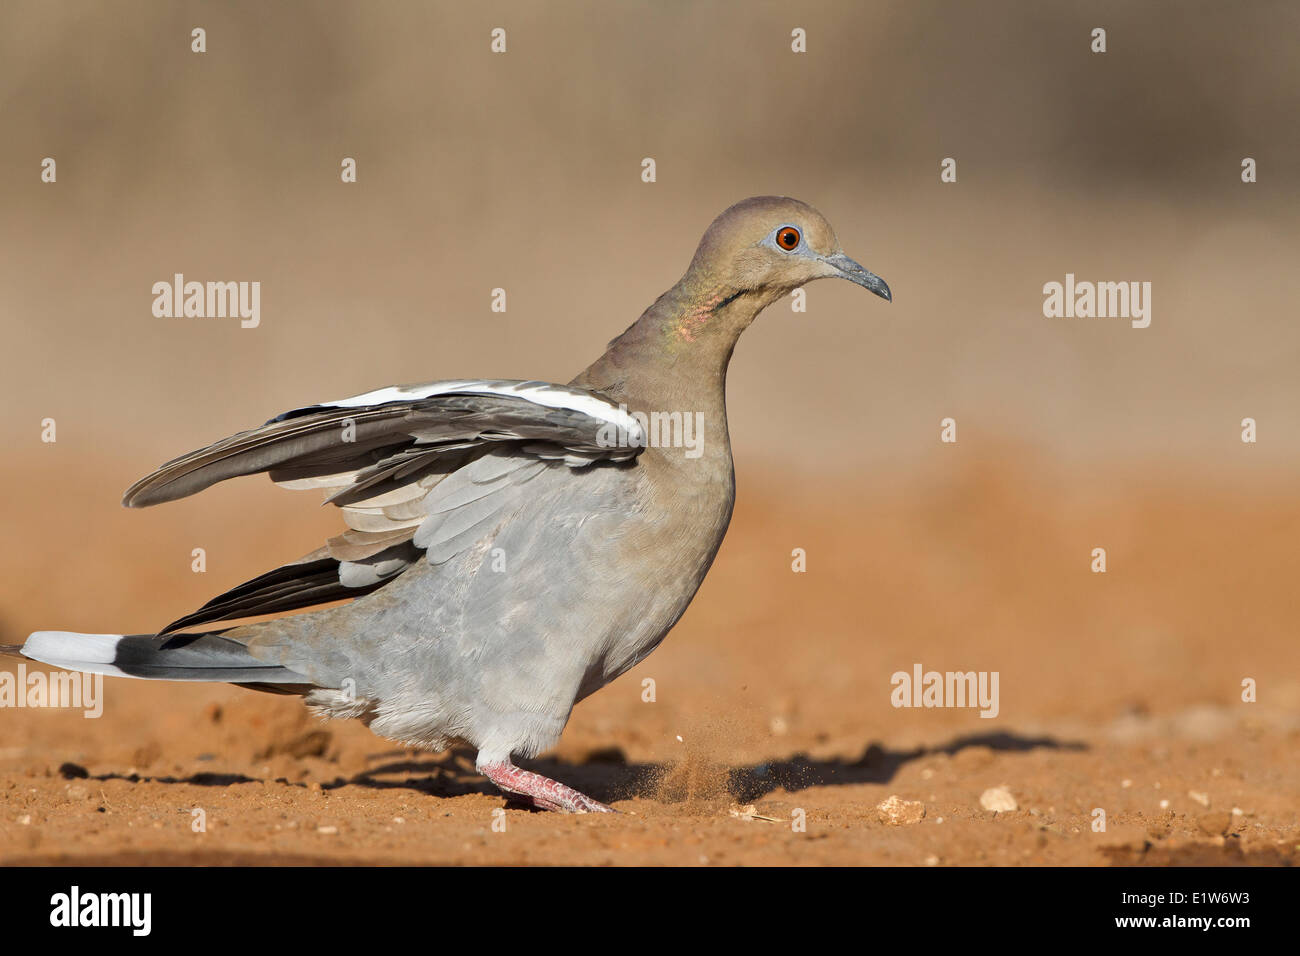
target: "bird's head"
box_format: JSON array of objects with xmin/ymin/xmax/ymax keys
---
[{"xmin": 687, "ymin": 195, "xmax": 891, "ymax": 306}]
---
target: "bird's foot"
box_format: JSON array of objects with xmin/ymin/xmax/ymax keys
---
[{"xmin": 477, "ymin": 760, "xmax": 615, "ymax": 814}]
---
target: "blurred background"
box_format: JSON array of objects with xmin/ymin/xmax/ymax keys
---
[{"xmin": 2, "ymin": 1, "xmax": 1298, "ymax": 779}]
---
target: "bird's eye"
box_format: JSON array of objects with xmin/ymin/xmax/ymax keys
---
[{"xmin": 775, "ymin": 226, "xmax": 801, "ymax": 251}]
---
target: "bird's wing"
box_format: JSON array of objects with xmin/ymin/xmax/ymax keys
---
[{"xmin": 121, "ymin": 379, "xmax": 647, "ymax": 634}]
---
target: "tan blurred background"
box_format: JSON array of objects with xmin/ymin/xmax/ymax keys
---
[
  {"xmin": 2, "ymin": 0, "xmax": 1300, "ymax": 864},
  {"xmin": 2, "ymin": 2, "xmax": 1299, "ymax": 752}
]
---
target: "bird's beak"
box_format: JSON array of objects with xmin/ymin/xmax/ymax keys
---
[{"xmin": 823, "ymin": 252, "xmax": 891, "ymax": 302}]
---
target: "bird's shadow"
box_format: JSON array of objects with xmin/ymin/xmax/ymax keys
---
[
  {"xmin": 77, "ymin": 731, "xmax": 1086, "ymax": 807},
  {"xmin": 340, "ymin": 731, "xmax": 1087, "ymax": 806}
]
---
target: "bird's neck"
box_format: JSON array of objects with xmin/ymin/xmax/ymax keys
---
[{"xmin": 571, "ymin": 272, "xmax": 780, "ymax": 412}]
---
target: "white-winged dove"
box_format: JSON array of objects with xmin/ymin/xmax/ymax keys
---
[{"xmin": 13, "ymin": 196, "xmax": 890, "ymax": 812}]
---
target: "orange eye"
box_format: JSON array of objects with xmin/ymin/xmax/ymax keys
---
[{"xmin": 776, "ymin": 226, "xmax": 801, "ymax": 250}]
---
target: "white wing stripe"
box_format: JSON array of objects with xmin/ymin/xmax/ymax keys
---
[{"xmin": 317, "ymin": 379, "xmax": 645, "ymax": 443}]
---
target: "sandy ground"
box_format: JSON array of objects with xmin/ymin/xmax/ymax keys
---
[
  {"xmin": 1, "ymin": 449, "xmax": 1296, "ymax": 866},
  {"xmin": 1, "ymin": 0, "xmax": 1297, "ymax": 870}
]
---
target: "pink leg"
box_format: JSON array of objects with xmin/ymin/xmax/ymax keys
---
[{"xmin": 477, "ymin": 760, "xmax": 615, "ymax": 814}]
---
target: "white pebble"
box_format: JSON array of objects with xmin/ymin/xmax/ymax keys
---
[
  {"xmin": 979, "ymin": 786, "xmax": 1018, "ymax": 813},
  {"xmin": 877, "ymin": 795, "xmax": 926, "ymax": 826}
]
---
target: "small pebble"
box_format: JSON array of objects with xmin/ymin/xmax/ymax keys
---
[
  {"xmin": 877, "ymin": 795, "xmax": 926, "ymax": 825},
  {"xmin": 979, "ymin": 786, "xmax": 1017, "ymax": 813}
]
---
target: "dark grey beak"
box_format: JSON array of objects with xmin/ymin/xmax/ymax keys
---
[{"xmin": 824, "ymin": 252, "xmax": 891, "ymax": 302}]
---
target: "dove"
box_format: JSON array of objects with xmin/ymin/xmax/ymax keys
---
[{"xmin": 13, "ymin": 196, "xmax": 890, "ymax": 812}]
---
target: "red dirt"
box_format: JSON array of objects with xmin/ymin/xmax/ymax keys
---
[{"xmin": 2, "ymin": 449, "xmax": 1297, "ymax": 865}]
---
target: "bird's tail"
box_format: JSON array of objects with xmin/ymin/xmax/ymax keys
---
[{"xmin": 16, "ymin": 630, "xmax": 313, "ymax": 686}]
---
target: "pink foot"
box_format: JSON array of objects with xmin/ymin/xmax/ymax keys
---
[{"xmin": 477, "ymin": 760, "xmax": 615, "ymax": 814}]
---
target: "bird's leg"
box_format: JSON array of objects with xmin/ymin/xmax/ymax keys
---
[{"xmin": 476, "ymin": 759, "xmax": 615, "ymax": 814}]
